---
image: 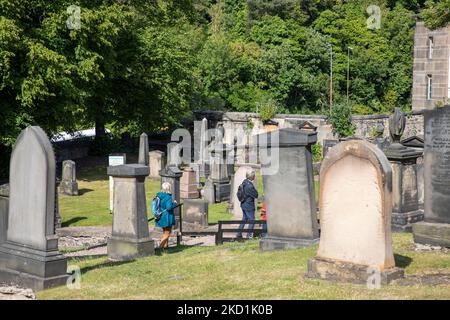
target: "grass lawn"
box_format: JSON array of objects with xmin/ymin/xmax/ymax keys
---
[
  {"xmin": 38, "ymin": 233, "xmax": 450, "ymax": 300},
  {"xmin": 59, "ymin": 163, "xmax": 245, "ymax": 227}
]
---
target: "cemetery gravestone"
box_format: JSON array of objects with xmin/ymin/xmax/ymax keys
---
[
  {"xmin": 0, "ymin": 184, "xmax": 9, "ymax": 245},
  {"xmin": 322, "ymin": 139, "xmax": 339, "ymax": 159},
  {"xmin": 107, "ymin": 164, "xmax": 154, "ymax": 261},
  {"xmin": 232, "ymin": 164, "xmax": 259, "ymax": 220},
  {"xmin": 60, "ymin": 160, "xmax": 78, "ymax": 196},
  {"xmin": 182, "ymin": 199, "xmax": 209, "ymax": 227},
  {"xmin": 138, "ymin": 133, "xmax": 149, "ymax": 166},
  {"xmin": 160, "ymin": 166, "xmax": 182, "ymax": 228},
  {"xmin": 149, "ymin": 150, "xmax": 165, "ymax": 179},
  {"xmin": 307, "ymin": 139, "xmax": 404, "ymax": 284},
  {"xmin": 180, "ymin": 167, "xmax": 199, "ymax": 199},
  {"xmin": 0, "ymin": 126, "xmax": 68, "ymax": 290},
  {"xmin": 209, "ymin": 143, "xmax": 231, "ymax": 203},
  {"xmin": 413, "ymin": 106, "xmax": 450, "ymax": 247},
  {"xmin": 258, "ymin": 128, "xmax": 319, "ymax": 251}
]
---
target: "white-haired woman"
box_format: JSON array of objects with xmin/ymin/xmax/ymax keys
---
[{"xmin": 155, "ymin": 182, "xmax": 177, "ymax": 249}]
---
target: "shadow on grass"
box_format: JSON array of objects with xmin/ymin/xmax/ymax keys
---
[
  {"xmin": 154, "ymin": 245, "xmax": 191, "ymax": 256},
  {"xmin": 78, "ymin": 188, "xmax": 94, "ymax": 195},
  {"xmin": 80, "ymin": 260, "xmax": 131, "ymax": 274},
  {"xmin": 62, "ymin": 217, "xmax": 88, "ymax": 227},
  {"xmin": 395, "ymin": 253, "xmax": 413, "ymax": 268}
]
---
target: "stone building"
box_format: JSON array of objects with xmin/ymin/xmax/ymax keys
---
[{"xmin": 412, "ymin": 21, "xmax": 450, "ymax": 111}]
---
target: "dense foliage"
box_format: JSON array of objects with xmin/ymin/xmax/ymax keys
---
[{"xmin": 0, "ymin": 0, "xmax": 439, "ymax": 150}]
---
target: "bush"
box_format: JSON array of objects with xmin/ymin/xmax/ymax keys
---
[
  {"xmin": 311, "ymin": 143, "xmax": 322, "ymax": 163},
  {"xmin": 328, "ymin": 103, "xmax": 355, "ymax": 138},
  {"xmin": 258, "ymin": 98, "xmax": 278, "ymax": 122}
]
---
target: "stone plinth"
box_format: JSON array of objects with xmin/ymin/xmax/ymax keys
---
[
  {"xmin": 384, "ymin": 143, "xmax": 424, "ymax": 232},
  {"xmin": 0, "ymin": 127, "xmax": 68, "ymax": 291},
  {"xmin": 107, "ymin": 164, "xmax": 154, "ymax": 261},
  {"xmin": 182, "ymin": 199, "xmax": 208, "ymax": 226},
  {"xmin": 413, "ymin": 106, "xmax": 450, "ymax": 247},
  {"xmin": 257, "ymin": 128, "xmax": 319, "ymax": 251},
  {"xmin": 307, "ymin": 139, "xmax": 404, "ymax": 284}
]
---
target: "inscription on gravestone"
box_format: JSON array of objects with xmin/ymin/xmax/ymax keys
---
[{"xmin": 413, "ymin": 106, "xmax": 450, "ymax": 247}]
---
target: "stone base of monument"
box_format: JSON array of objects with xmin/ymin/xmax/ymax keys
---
[
  {"xmin": 182, "ymin": 199, "xmax": 208, "ymax": 227},
  {"xmin": 260, "ymin": 236, "xmax": 319, "ymax": 251},
  {"xmin": 107, "ymin": 237, "xmax": 155, "ymax": 262},
  {"xmin": 306, "ymin": 257, "xmax": 404, "ymax": 285},
  {"xmin": 391, "ymin": 210, "xmax": 424, "ymax": 233},
  {"xmin": 60, "ymin": 181, "xmax": 78, "ymax": 196},
  {"xmin": 413, "ymin": 221, "xmax": 450, "ymax": 248},
  {"xmin": 0, "ymin": 242, "xmax": 68, "ymax": 291}
]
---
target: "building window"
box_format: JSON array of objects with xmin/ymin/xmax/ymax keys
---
[
  {"xmin": 427, "ymin": 74, "xmax": 433, "ymax": 100},
  {"xmin": 428, "ymin": 36, "xmax": 434, "ymax": 59}
]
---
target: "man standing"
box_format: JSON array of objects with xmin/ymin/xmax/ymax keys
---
[{"xmin": 236, "ymin": 169, "xmax": 258, "ymax": 240}]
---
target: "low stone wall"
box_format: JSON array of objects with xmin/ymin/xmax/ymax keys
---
[{"xmin": 194, "ymin": 110, "xmax": 424, "ymax": 146}]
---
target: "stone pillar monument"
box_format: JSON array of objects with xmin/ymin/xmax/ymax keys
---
[
  {"xmin": 180, "ymin": 167, "xmax": 199, "ymax": 199},
  {"xmin": 107, "ymin": 164, "xmax": 154, "ymax": 261},
  {"xmin": 0, "ymin": 126, "xmax": 68, "ymax": 291},
  {"xmin": 384, "ymin": 108, "xmax": 423, "ymax": 232},
  {"xmin": 159, "ymin": 166, "xmax": 182, "ymax": 228},
  {"xmin": 258, "ymin": 128, "xmax": 319, "ymax": 251},
  {"xmin": 60, "ymin": 160, "xmax": 78, "ymax": 196},
  {"xmin": 138, "ymin": 133, "xmax": 149, "ymax": 166},
  {"xmin": 413, "ymin": 105, "xmax": 450, "ymax": 247}
]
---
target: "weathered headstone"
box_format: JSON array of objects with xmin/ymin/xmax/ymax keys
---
[
  {"xmin": 149, "ymin": 150, "xmax": 165, "ymax": 179},
  {"xmin": 198, "ymin": 118, "xmax": 209, "ymax": 178},
  {"xmin": 0, "ymin": 184, "xmax": 9, "ymax": 245},
  {"xmin": 180, "ymin": 167, "xmax": 199, "ymax": 199},
  {"xmin": 307, "ymin": 139, "xmax": 404, "ymax": 284},
  {"xmin": 384, "ymin": 108, "xmax": 423, "ymax": 232},
  {"xmin": 202, "ymin": 178, "xmax": 215, "ymax": 204},
  {"xmin": 413, "ymin": 106, "xmax": 450, "ymax": 247},
  {"xmin": 138, "ymin": 133, "xmax": 149, "ymax": 166},
  {"xmin": 0, "ymin": 126, "xmax": 68, "ymax": 290},
  {"xmin": 60, "ymin": 160, "xmax": 78, "ymax": 196},
  {"xmin": 232, "ymin": 164, "xmax": 259, "ymax": 220},
  {"xmin": 402, "ymin": 135, "xmax": 425, "ymax": 209},
  {"xmin": 258, "ymin": 128, "xmax": 319, "ymax": 251},
  {"xmin": 107, "ymin": 164, "xmax": 154, "ymax": 261},
  {"xmin": 322, "ymin": 139, "xmax": 339, "ymax": 159},
  {"xmin": 209, "ymin": 143, "xmax": 231, "ymax": 203},
  {"xmin": 182, "ymin": 199, "xmax": 208, "ymax": 227}
]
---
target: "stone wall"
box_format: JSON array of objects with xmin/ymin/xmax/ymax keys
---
[{"xmin": 195, "ymin": 111, "xmax": 424, "ymax": 146}]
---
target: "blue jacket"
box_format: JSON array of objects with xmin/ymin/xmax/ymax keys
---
[
  {"xmin": 155, "ymin": 192, "xmax": 177, "ymax": 228},
  {"xmin": 240, "ymin": 179, "xmax": 258, "ymax": 212}
]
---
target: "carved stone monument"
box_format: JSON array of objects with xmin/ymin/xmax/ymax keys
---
[
  {"xmin": 413, "ymin": 106, "xmax": 450, "ymax": 247},
  {"xmin": 0, "ymin": 126, "xmax": 68, "ymax": 290},
  {"xmin": 384, "ymin": 108, "xmax": 423, "ymax": 232},
  {"xmin": 138, "ymin": 133, "xmax": 149, "ymax": 166},
  {"xmin": 107, "ymin": 164, "xmax": 154, "ymax": 261},
  {"xmin": 307, "ymin": 139, "xmax": 404, "ymax": 284},
  {"xmin": 180, "ymin": 167, "xmax": 199, "ymax": 199},
  {"xmin": 258, "ymin": 128, "xmax": 319, "ymax": 251}
]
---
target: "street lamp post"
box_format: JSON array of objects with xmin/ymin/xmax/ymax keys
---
[{"xmin": 347, "ymin": 46, "xmax": 353, "ymax": 105}]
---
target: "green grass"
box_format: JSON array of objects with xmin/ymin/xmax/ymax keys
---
[
  {"xmin": 38, "ymin": 233, "xmax": 450, "ymax": 300},
  {"xmin": 59, "ymin": 163, "xmax": 249, "ymax": 227}
]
